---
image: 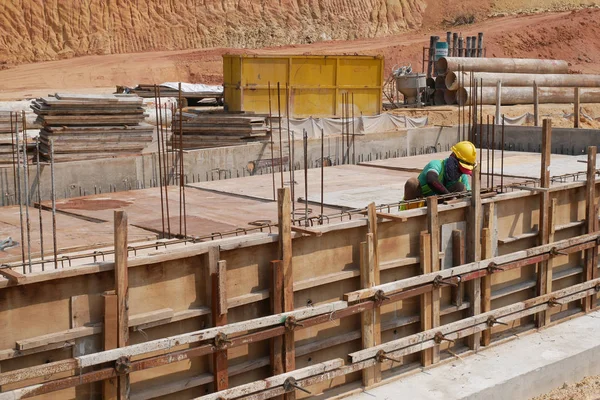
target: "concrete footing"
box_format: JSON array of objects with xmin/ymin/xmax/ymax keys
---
[{"xmin": 347, "ymin": 311, "xmax": 600, "ymax": 400}]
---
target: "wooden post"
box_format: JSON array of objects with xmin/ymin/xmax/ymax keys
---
[
  {"xmin": 426, "ymin": 198, "xmax": 440, "ymax": 363},
  {"xmin": 419, "ymin": 232, "xmax": 433, "ymax": 366},
  {"xmin": 367, "ymin": 203, "xmax": 379, "ymax": 270},
  {"xmin": 536, "ymin": 120, "xmax": 551, "ymax": 327},
  {"xmin": 574, "ymin": 87, "xmax": 580, "ymax": 128},
  {"xmin": 277, "ymin": 188, "xmax": 295, "ymax": 399},
  {"xmin": 114, "ymin": 210, "xmax": 129, "ymax": 400},
  {"xmin": 211, "ymin": 255, "xmax": 228, "ymax": 391},
  {"xmin": 360, "ymin": 233, "xmax": 381, "ymax": 386},
  {"xmin": 270, "ymin": 260, "xmax": 284, "ymax": 377},
  {"xmin": 451, "ymin": 230, "xmax": 465, "ymax": 307},
  {"xmin": 533, "ymin": 81, "xmax": 539, "ymax": 127},
  {"xmin": 103, "ymin": 291, "xmax": 118, "ymax": 400},
  {"xmin": 584, "ymin": 146, "xmax": 598, "ymax": 312},
  {"xmin": 481, "ymin": 228, "xmax": 492, "ymax": 345},
  {"xmin": 466, "ymin": 165, "xmax": 481, "ymax": 350}
]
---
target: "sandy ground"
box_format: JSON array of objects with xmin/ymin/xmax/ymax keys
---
[
  {"xmin": 532, "ymin": 376, "xmax": 600, "ymax": 400},
  {"xmin": 1, "ymin": 7, "xmax": 600, "ymax": 101}
]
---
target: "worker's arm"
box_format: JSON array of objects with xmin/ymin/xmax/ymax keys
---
[
  {"xmin": 460, "ymin": 174, "xmax": 472, "ymax": 191},
  {"xmin": 426, "ymin": 170, "xmax": 450, "ymax": 195}
]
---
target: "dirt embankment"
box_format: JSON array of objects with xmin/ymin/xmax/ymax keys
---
[{"xmin": 0, "ymin": 0, "xmax": 425, "ymax": 66}]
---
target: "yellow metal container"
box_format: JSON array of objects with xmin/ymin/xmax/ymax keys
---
[{"xmin": 223, "ymin": 54, "xmax": 384, "ymax": 117}]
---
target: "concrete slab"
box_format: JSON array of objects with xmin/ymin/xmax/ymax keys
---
[
  {"xmin": 346, "ymin": 311, "xmax": 600, "ymax": 400},
  {"xmin": 187, "ymin": 165, "xmax": 417, "ymax": 209},
  {"xmin": 0, "ymin": 206, "xmax": 157, "ymax": 264},
  {"xmin": 37, "ymin": 186, "xmax": 339, "ymax": 238},
  {"xmin": 359, "ymin": 150, "xmax": 600, "ymax": 181}
]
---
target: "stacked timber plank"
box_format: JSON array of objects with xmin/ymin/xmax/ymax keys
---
[
  {"xmin": 127, "ymin": 84, "xmax": 223, "ymax": 99},
  {"xmin": 32, "ymin": 94, "xmax": 154, "ymax": 162},
  {"xmin": 0, "ymin": 111, "xmax": 15, "ymax": 164},
  {"xmin": 171, "ymin": 111, "xmax": 270, "ymax": 149}
]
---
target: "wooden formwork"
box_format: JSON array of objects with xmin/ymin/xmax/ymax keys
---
[{"xmin": 0, "ymin": 135, "xmax": 599, "ymax": 399}]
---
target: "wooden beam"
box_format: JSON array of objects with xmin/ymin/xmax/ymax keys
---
[
  {"xmin": 367, "ymin": 203, "xmax": 380, "ymax": 270},
  {"xmin": 419, "ymin": 232, "xmax": 433, "ymax": 367},
  {"xmin": 574, "ymin": 87, "xmax": 580, "ymax": 128},
  {"xmin": 271, "ymin": 260, "xmax": 284, "ymax": 377},
  {"xmin": 114, "ymin": 210, "xmax": 129, "ymax": 400},
  {"xmin": 452, "ymin": 230, "xmax": 465, "ymax": 307},
  {"xmin": 103, "ymin": 293, "xmax": 118, "ymax": 400},
  {"xmin": 211, "ymin": 256, "xmax": 228, "ymax": 391},
  {"xmin": 277, "ymin": 187, "xmax": 295, "ymax": 400},
  {"xmin": 481, "ymin": 228, "xmax": 492, "ymax": 346},
  {"xmin": 0, "ymin": 267, "xmax": 26, "ymax": 284},
  {"xmin": 360, "ymin": 234, "xmax": 381, "ymax": 387},
  {"xmin": 467, "ymin": 165, "xmax": 482, "ymax": 350},
  {"xmin": 426, "ymin": 197, "xmax": 441, "ymax": 364},
  {"xmin": 584, "ymin": 146, "xmax": 598, "ymax": 312},
  {"xmin": 537, "ymin": 120, "xmax": 551, "ymax": 327}
]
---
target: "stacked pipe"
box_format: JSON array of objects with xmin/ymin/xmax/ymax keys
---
[
  {"xmin": 439, "ymin": 57, "xmax": 600, "ymax": 105},
  {"xmin": 429, "ymin": 32, "xmax": 484, "ymax": 105}
]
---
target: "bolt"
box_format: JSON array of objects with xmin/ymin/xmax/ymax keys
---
[
  {"xmin": 486, "ymin": 262, "xmax": 503, "ymax": 274},
  {"xmin": 373, "ymin": 289, "xmax": 390, "ymax": 304},
  {"xmin": 114, "ymin": 356, "xmax": 131, "ymax": 375},
  {"xmin": 284, "ymin": 316, "xmax": 304, "ymax": 331},
  {"xmin": 433, "ymin": 331, "xmax": 454, "ymax": 344},
  {"xmin": 283, "ymin": 377, "xmax": 311, "ymax": 394},
  {"xmin": 213, "ymin": 332, "xmax": 232, "ymax": 349}
]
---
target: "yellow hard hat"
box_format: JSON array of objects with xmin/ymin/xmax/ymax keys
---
[{"xmin": 451, "ymin": 141, "xmax": 477, "ymax": 172}]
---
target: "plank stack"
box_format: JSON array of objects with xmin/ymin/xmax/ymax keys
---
[
  {"xmin": 0, "ymin": 111, "xmax": 14, "ymax": 164},
  {"xmin": 32, "ymin": 94, "xmax": 154, "ymax": 162},
  {"xmin": 171, "ymin": 111, "xmax": 270, "ymax": 149}
]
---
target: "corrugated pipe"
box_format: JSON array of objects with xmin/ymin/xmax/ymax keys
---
[
  {"xmin": 446, "ymin": 71, "xmax": 600, "ymax": 91},
  {"xmin": 437, "ymin": 57, "xmax": 569, "ymax": 75},
  {"xmin": 457, "ymin": 86, "xmax": 600, "ymax": 106}
]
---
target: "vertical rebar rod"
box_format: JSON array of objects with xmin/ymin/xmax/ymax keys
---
[
  {"xmin": 50, "ymin": 139, "xmax": 57, "ymax": 270},
  {"xmin": 462, "ymin": 67, "xmax": 466, "ymax": 140},
  {"xmin": 321, "ymin": 128, "xmax": 324, "ymax": 219},
  {"xmin": 486, "ymin": 115, "xmax": 490, "ymax": 189},
  {"xmin": 178, "ymin": 83, "xmax": 184, "ymax": 237},
  {"xmin": 501, "ymin": 114, "xmax": 505, "ymax": 193},
  {"xmin": 36, "ymin": 137, "xmax": 44, "ymax": 269},
  {"xmin": 479, "ymin": 78, "xmax": 483, "ymax": 169},
  {"xmin": 352, "ymin": 92, "xmax": 356, "ymax": 164},
  {"xmin": 277, "ymin": 82, "xmax": 284, "ymax": 189},
  {"xmin": 341, "ymin": 93, "xmax": 345, "ymax": 164},
  {"xmin": 14, "ymin": 114, "xmax": 25, "ymax": 269},
  {"xmin": 154, "ymin": 86, "xmax": 166, "ymax": 238},
  {"xmin": 22, "ymin": 112, "xmax": 32, "ymax": 272},
  {"xmin": 268, "ymin": 82, "xmax": 275, "ymax": 201},
  {"xmin": 468, "ymin": 69, "xmax": 471, "ymax": 142},
  {"xmin": 492, "ymin": 116, "xmax": 496, "ymax": 190},
  {"xmin": 303, "ymin": 129, "xmax": 308, "ymax": 226},
  {"xmin": 286, "ymin": 82, "xmax": 294, "ymax": 214},
  {"xmin": 10, "ymin": 113, "xmax": 17, "ymax": 208},
  {"xmin": 457, "ymin": 67, "xmax": 461, "ymax": 140},
  {"xmin": 157, "ymin": 90, "xmax": 171, "ymax": 237}
]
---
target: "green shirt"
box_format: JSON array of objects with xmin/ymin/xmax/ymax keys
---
[{"xmin": 417, "ymin": 159, "xmax": 471, "ymax": 196}]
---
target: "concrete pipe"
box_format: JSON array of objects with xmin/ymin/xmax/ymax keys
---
[
  {"xmin": 437, "ymin": 57, "xmax": 569, "ymax": 76},
  {"xmin": 433, "ymin": 89, "xmax": 446, "ymax": 105},
  {"xmin": 426, "ymin": 77, "xmax": 436, "ymax": 89},
  {"xmin": 446, "ymin": 71, "xmax": 600, "ymax": 91},
  {"xmin": 457, "ymin": 86, "xmax": 600, "ymax": 106},
  {"xmin": 444, "ymin": 89, "xmax": 458, "ymax": 105}
]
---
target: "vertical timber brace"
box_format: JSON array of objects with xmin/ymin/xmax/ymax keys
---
[
  {"xmin": 271, "ymin": 260, "xmax": 284, "ymax": 379},
  {"xmin": 451, "ymin": 230, "xmax": 465, "ymax": 307},
  {"xmin": 211, "ymin": 248, "xmax": 229, "ymax": 391},
  {"xmin": 467, "ymin": 165, "xmax": 481, "ymax": 350},
  {"xmin": 584, "ymin": 146, "xmax": 598, "ymax": 312},
  {"xmin": 481, "ymin": 228, "xmax": 492, "ymax": 345},
  {"xmin": 114, "ymin": 211, "xmax": 129, "ymax": 400},
  {"xmin": 103, "ymin": 291, "xmax": 118, "ymax": 400},
  {"xmin": 426, "ymin": 198, "xmax": 441, "ymax": 363},
  {"xmin": 360, "ymin": 233, "xmax": 381, "ymax": 386},
  {"xmin": 420, "ymin": 232, "xmax": 433, "ymax": 366},
  {"xmin": 537, "ymin": 119, "xmax": 552, "ymax": 327},
  {"xmin": 278, "ymin": 188, "xmax": 296, "ymax": 400}
]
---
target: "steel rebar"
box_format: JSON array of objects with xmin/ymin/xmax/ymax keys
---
[
  {"xmin": 154, "ymin": 86, "xmax": 166, "ymax": 238},
  {"xmin": 14, "ymin": 114, "xmax": 25, "ymax": 269},
  {"xmin": 277, "ymin": 82, "xmax": 284, "ymax": 189},
  {"xmin": 178, "ymin": 83, "xmax": 185, "ymax": 237},
  {"xmin": 501, "ymin": 114, "xmax": 505, "ymax": 193},
  {"xmin": 50, "ymin": 139, "xmax": 57, "ymax": 269},
  {"xmin": 35, "ymin": 137, "xmax": 44, "ymax": 270},
  {"xmin": 10, "ymin": 113, "xmax": 17, "ymax": 208},
  {"xmin": 303, "ymin": 129, "xmax": 308, "ymax": 226},
  {"xmin": 487, "ymin": 115, "xmax": 490, "ymax": 188},
  {"xmin": 492, "ymin": 115, "xmax": 496, "ymax": 190},
  {"xmin": 268, "ymin": 82, "xmax": 276, "ymax": 201},
  {"xmin": 157, "ymin": 90, "xmax": 171, "ymax": 237},
  {"xmin": 321, "ymin": 128, "xmax": 324, "ymax": 219},
  {"xmin": 341, "ymin": 93, "xmax": 345, "ymax": 164},
  {"xmin": 352, "ymin": 92, "xmax": 356, "ymax": 164},
  {"xmin": 286, "ymin": 82, "xmax": 294, "ymax": 214},
  {"xmin": 22, "ymin": 112, "xmax": 32, "ymax": 272}
]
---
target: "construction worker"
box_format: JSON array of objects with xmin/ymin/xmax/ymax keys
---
[{"xmin": 401, "ymin": 141, "xmax": 476, "ymax": 209}]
